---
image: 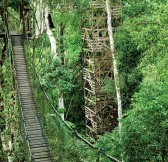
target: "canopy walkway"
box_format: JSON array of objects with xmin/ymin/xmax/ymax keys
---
[
  {"xmin": 10, "ymin": 33, "xmax": 120, "ymax": 162},
  {"xmin": 12, "ymin": 35, "xmax": 53, "ymax": 162},
  {"xmin": 0, "ymin": 0, "xmax": 121, "ymax": 161}
]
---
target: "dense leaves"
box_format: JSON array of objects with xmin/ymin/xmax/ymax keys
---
[
  {"xmin": 97, "ymin": 0, "xmax": 168, "ymax": 161},
  {"xmin": 1, "ymin": 0, "xmax": 168, "ymax": 161}
]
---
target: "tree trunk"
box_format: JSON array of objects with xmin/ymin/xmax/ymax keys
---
[
  {"xmin": 0, "ymin": 130, "xmax": 3, "ymax": 161},
  {"xmin": 44, "ymin": 6, "xmax": 58, "ymax": 58},
  {"xmin": 0, "ymin": 40, "xmax": 6, "ymax": 161},
  {"xmin": 105, "ymin": 0, "xmax": 122, "ymax": 131},
  {"xmin": 34, "ymin": 0, "xmax": 58, "ymax": 57},
  {"xmin": 34, "ymin": 0, "xmax": 44, "ymax": 36},
  {"xmin": 1, "ymin": 134, "xmax": 13, "ymax": 162},
  {"xmin": 58, "ymin": 93, "xmax": 65, "ymax": 121},
  {"xmin": 34, "ymin": 0, "xmax": 63, "ymax": 119},
  {"xmin": 0, "ymin": 38, "xmax": 6, "ymax": 113}
]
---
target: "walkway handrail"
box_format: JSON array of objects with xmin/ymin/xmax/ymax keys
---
[
  {"xmin": 2, "ymin": 1, "xmax": 121, "ymax": 161},
  {"xmin": 23, "ymin": 23, "xmax": 121, "ymax": 162},
  {"xmin": 23, "ymin": 1, "xmax": 121, "ymax": 160},
  {"xmin": 3, "ymin": 3, "xmax": 33, "ymax": 161}
]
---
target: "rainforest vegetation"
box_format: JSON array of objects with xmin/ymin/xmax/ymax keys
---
[{"xmin": 0, "ymin": 0, "xmax": 168, "ymax": 162}]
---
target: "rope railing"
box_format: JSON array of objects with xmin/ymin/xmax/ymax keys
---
[
  {"xmin": 22, "ymin": 6, "xmax": 121, "ymax": 162},
  {"xmin": 3, "ymin": 7, "xmax": 33, "ymax": 162},
  {"xmin": 24, "ymin": 36, "xmax": 96, "ymax": 161},
  {"xmin": 25, "ymin": 41, "xmax": 120, "ymax": 162},
  {"xmin": 2, "ymin": 1, "xmax": 121, "ymax": 161}
]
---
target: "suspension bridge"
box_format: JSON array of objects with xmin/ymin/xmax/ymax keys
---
[
  {"xmin": 0, "ymin": 0, "xmax": 121, "ymax": 162},
  {"xmin": 12, "ymin": 35, "xmax": 53, "ymax": 161}
]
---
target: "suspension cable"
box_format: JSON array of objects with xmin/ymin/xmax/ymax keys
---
[
  {"xmin": 23, "ymin": 6, "xmax": 121, "ymax": 162},
  {"xmin": 3, "ymin": 1, "xmax": 121, "ymax": 161}
]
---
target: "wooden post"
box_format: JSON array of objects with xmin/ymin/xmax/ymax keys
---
[
  {"xmin": 3, "ymin": 0, "xmax": 7, "ymax": 12},
  {"xmin": 3, "ymin": 0, "xmax": 9, "ymax": 36},
  {"xmin": 20, "ymin": 0, "xmax": 26, "ymax": 37},
  {"xmin": 82, "ymin": 0, "xmax": 118, "ymax": 136}
]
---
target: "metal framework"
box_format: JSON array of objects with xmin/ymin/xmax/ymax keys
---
[{"xmin": 82, "ymin": 0, "xmax": 122, "ymax": 136}]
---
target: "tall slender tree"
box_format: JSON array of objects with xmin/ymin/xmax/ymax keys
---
[
  {"xmin": 33, "ymin": 0, "xmax": 64, "ymax": 120},
  {"xmin": 105, "ymin": 0, "xmax": 122, "ymax": 131}
]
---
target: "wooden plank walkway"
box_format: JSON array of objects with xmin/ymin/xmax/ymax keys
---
[{"xmin": 11, "ymin": 35, "xmax": 53, "ymax": 162}]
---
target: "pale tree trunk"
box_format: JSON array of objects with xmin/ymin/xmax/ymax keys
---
[
  {"xmin": 57, "ymin": 23, "xmax": 66, "ymax": 121},
  {"xmin": 34, "ymin": 1, "xmax": 63, "ymax": 118},
  {"xmin": 1, "ymin": 134, "xmax": 13, "ymax": 162},
  {"xmin": 34, "ymin": 0, "xmax": 44, "ymax": 36},
  {"xmin": 8, "ymin": 155, "xmax": 13, "ymax": 162},
  {"xmin": 43, "ymin": 5, "xmax": 63, "ymax": 118},
  {"xmin": 58, "ymin": 93, "xmax": 65, "ymax": 121},
  {"xmin": 105, "ymin": 0, "xmax": 122, "ymax": 131},
  {"xmin": 0, "ymin": 130, "xmax": 3, "ymax": 161},
  {"xmin": 44, "ymin": 6, "xmax": 58, "ymax": 58},
  {"xmin": 34, "ymin": 0, "xmax": 58, "ymax": 57}
]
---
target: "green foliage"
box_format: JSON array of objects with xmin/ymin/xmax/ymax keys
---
[
  {"xmin": 13, "ymin": 131, "xmax": 25, "ymax": 162},
  {"xmin": 46, "ymin": 115, "xmax": 97, "ymax": 162},
  {"xmin": 19, "ymin": 0, "xmax": 168, "ymax": 161},
  {"xmin": 98, "ymin": 78, "xmax": 168, "ymax": 160},
  {"xmin": 65, "ymin": 121, "xmax": 76, "ymax": 129},
  {"xmin": 8, "ymin": 7, "xmax": 20, "ymax": 31},
  {"xmin": 97, "ymin": 1, "xmax": 168, "ymax": 161},
  {"xmin": 46, "ymin": 57, "xmax": 75, "ymax": 93},
  {"xmin": 101, "ymin": 79, "xmax": 116, "ymax": 96},
  {"xmin": 115, "ymin": 0, "xmax": 168, "ymax": 109},
  {"xmin": 122, "ymin": 81, "xmax": 168, "ymax": 161},
  {"xmin": 28, "ymin": 2, "xmax": 86, "ymax": 129},
  {"xmin": 58, "ymin": 107, "xmax": 67, "ymax": 114},
  {"xmin": 8, "ymin": 0, "xmax": 20, "ymax": 11},
  {"xmin": 52, "ymin": 6, "xmax": 83, "ymax": 64},
  {"xmin": 51, "ymin": 2, "xmax": 86, "ymax": 129},
  {"xmin": 0, "ymin": 46, "xmax": 24, "ymax": 161}
]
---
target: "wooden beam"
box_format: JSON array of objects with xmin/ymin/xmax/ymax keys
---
[{"xmin": 3, "ymin": 0, "xmax": 7, "ymax": 12}]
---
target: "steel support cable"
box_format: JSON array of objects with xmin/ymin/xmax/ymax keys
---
[
  {"xmin": 36, "ymin": 62, "xmax": 120, "ymax": 162},
  {"xmin": 6, "ymin": 5, "xmax": 49, "ymax": 160}
]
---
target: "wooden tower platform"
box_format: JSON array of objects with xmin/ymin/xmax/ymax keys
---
[{"xmin": 82, "ymin": 0, "xmax": 122, "ymax": 136}]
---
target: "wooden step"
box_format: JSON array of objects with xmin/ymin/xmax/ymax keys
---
[{"xmin": 12, "ymin": 35, "xmax": 52, "ymax": 162}]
